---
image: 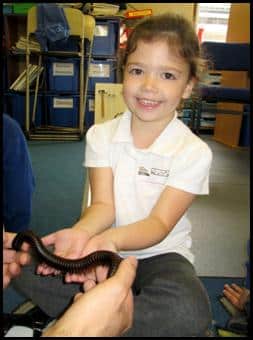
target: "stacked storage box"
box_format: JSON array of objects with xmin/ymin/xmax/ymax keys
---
[
  {"xmin": 85, "ymin": 17, "xmax": 120, "ymax": 129},
  {"xmin": 45, "ymin": 53, "xmax": 80, "ymax": 128}
]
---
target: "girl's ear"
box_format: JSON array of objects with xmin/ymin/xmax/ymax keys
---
[{"xmin": 182, "ymin": 77, "xmax": 196, "ymax": 99}]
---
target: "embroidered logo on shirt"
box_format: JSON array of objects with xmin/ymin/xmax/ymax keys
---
[
  {"xmin": 151, "ymin": 168, "xmax": 169, "ymax": 177},
  {"xmin": 138, "ymin": 166, "xmax": 169, "ymax": 177}
]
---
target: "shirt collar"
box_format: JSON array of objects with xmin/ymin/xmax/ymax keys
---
[
  {"xmin": 112, "ymin": 109, "xmax": 179, "ymax": 153},
  {"xmin": 111, "ymin": 110, "xmax": 133, "ymax": 143}
]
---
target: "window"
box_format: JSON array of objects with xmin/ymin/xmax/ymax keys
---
[{"xmin": 196, "ymin": 3, "xmax": 231, "ymax": 42}]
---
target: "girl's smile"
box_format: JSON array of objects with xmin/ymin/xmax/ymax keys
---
[{"xmin": 136, "ymin": 97, "xmax": 162, "ymax": 110}]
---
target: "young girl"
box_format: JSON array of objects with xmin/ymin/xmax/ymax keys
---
[{"xmin": 13, "ymin": 13, "xmax": 213, "ymax": 337}]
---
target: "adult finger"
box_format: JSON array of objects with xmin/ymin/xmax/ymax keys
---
[
  {"xmin": 3, "ymin": 249, "xmax": 17, "ymax": 264},
  {"xmin": 114, "ymin": 256, "xmax": 138, "ymax": 292},
  {"xmin": 8, "ymin": 262, "xmax": 22, "ymax": 277},
  {"xmin": 4, "ymin": 232, "xmax": 30, "ymax": 252},
  {"xmin": 3, "ymin": 265, "xmax": 11, "ymax": 289},
  {"xmin": 18, "ymin": 251, "xmax": 31, "ymax": 266},
  {"xmin": 3, "ymin": 232, "xmax": 16, "ymax": 248}
]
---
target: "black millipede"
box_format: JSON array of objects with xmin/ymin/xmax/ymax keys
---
[{"xmin": 12, "ymin": 230, "xmax": 122, "ymax": 277}]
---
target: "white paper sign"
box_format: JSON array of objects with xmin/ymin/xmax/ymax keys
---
[
  {"xmin": 89, "ymin": 99, "xmax": 94, "ymax": 111},
  {"xmin": 53, "ymin": 63, "xmax": 74, "ymax": 76},
  {"xmin": 95, "ymin": 25, "xmax": 109, "ymax": 37},
  {"xmin": 53, "ymin": 98, "xmax": 74, "ymax": 108},
  {"xmin": 89, "ymin": 64, "xmax": 110, "ymax": 78}
]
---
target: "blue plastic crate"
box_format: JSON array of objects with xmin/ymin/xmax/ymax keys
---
[
  {"xmin": 92, "ymin": 19, "xmax": 120, "ymax": 57},
  {"xmin": 47, "ymin": 94, "xmax": 79, "ymax": 127},
  {"xmin": 9, "ymin": 92, "xmax": 43, "ymax": 128},
  {"xmin": 46, "ymin": 57, "xmax": 80, "ymax": 92},
  {"xmin": 87, "ymin": 58, "xmax": 117, "ymax": 93},
  {"xmin": 85, "ymin": 93, "xmax": 95, "ymax": 129}
]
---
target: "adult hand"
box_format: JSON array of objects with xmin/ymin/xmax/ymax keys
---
[
  {"xmin": 42, "ymin": 256, "xmax": 137, "ymax": 337},
  {"xmin": 36, "ymin": 227, "xmax": 90, "ymax": 276},
  {"xmin": 3, "ymin": 231, "xmax": 31, "ymax": 289}
]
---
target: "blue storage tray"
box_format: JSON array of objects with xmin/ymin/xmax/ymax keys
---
[
  {"xmin": 8, "ymin": 92, "xmax": 43, "ymax": 128},
  {"xmin": 47, "ymin": 94, "xmax": 79, "ymax": 127},
  {"xmin": 91, "ymin": 19, "xmax": 120, "ymax": 57},
  {"xmin": 85, "ymin": 93, "xmax": 95, "ymax": 129},
  {"xmin": 46, "ymin": 57, "xmax": 80, "ymax": 92},
  {"xmin": 87, "ymin": 58, "xmax": 117, "ymax": 93}
]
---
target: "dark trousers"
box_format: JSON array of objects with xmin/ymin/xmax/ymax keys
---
[{"xmin": 12, "ymin": 252, "xmax": 212, "ymax": 337}]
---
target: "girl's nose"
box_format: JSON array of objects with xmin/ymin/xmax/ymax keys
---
[{"xmin": 141, "ymin": 74, "xmax": 158, "ymax": 92}]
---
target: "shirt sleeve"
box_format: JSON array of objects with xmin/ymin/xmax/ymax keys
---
[
  {"xmin": 83, "ymin": 124, "xmax": 111, "ymax": 168},
  {"xmin": 166, "ymin": 141, "xmax": 213, "ymax": 195},
  {"xmin": 3, "ymin": 114, "xmax": 35, "ymax": 232}
]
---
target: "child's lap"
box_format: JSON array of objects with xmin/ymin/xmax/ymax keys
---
[{"xmin": 124, "ymin": 252, "xmax": 212, "ymax": 336}]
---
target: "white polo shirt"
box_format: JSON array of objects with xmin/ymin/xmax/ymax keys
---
[{"xmin": 84, "ymin": 110, "xmax": 212, "ymax": 263}]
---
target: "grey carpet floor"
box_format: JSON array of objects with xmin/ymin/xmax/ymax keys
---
[{"xmin": 189, "ymin": 136, "xmax": 250, "ymax": 277}]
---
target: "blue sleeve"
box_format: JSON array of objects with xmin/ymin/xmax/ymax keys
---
[{"xmin": 3, "ymin": 114, "xmax": 35, "ymax": 232}]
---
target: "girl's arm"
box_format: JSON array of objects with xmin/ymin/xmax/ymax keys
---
[
  {"xmin": 101, "ymin": 186, "xmax": 195, "ymax": 251},
  {"xmin": 72, "ymin": 167, "xmax": 116, "ymax": 238}
]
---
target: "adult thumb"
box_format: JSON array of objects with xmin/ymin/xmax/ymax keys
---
[{"xmin": 115, "ymin": 256, "xmax": 138, "ymax": 290}]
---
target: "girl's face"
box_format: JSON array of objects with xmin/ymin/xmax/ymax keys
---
[{"xmin": 123, "ymin": 39, "xmax": 195, "ymax": 126}]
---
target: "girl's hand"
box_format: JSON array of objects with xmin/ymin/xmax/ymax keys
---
[
  {"xmin": 64, "ymin": 232, "xmax": 117, "ymax": 287},
  {"xmin": 36, "ymin": 228, "xmax": 90, "ymax": 277},
  {"xmin": 223, "ymin": 284, "xmax": 250, "ymax": 311}
]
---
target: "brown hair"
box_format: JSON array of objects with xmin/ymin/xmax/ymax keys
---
[{"xmin": 121, "ymin": 13, "xmax": 207, "ymax": 82}]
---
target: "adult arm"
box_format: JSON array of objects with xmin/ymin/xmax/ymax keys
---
[
  {"xmin": 3, "ymin": 114, "xmax": 35, "ymax": 232},
  {"xmin": 42, "ymin": 256, "xmax": 137, "ymax": 337}
]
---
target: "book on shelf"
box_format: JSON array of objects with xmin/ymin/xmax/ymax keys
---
[
  {"xmin": 10, "ymin": 64, "xmax": 44, "ymax": 91},
  {"xmin": 11, "ymin": 36, "xmax": 41, "ymax": 54}
]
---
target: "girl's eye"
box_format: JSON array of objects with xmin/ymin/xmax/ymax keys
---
[
  {"xmin": 162, "ymin": 72, "xmax": 176, "ymax": 80},
  {"xmin": 129, "ymin": 68, "xmax": 143, "ymax": 75}
]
